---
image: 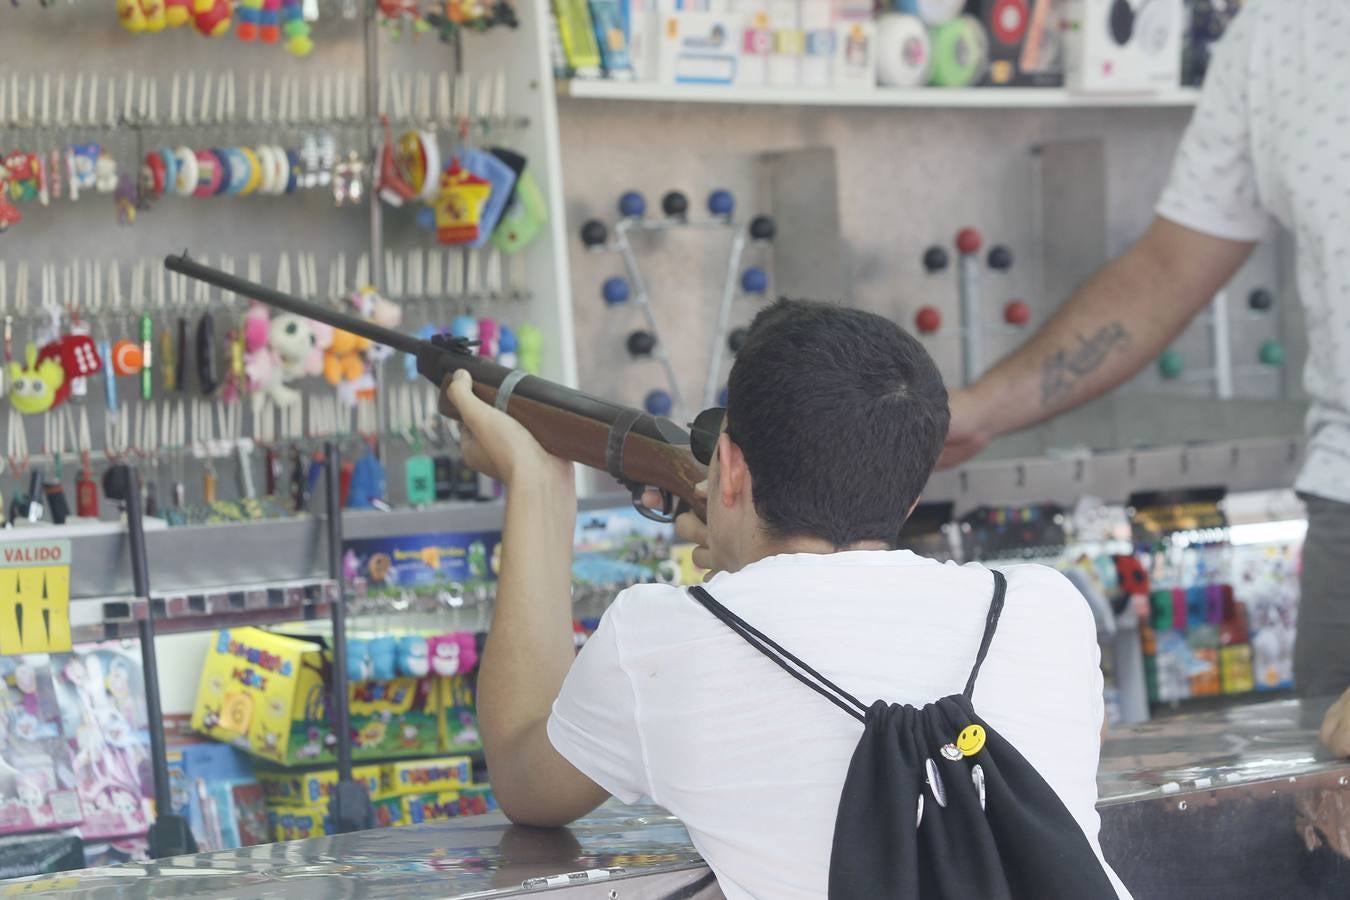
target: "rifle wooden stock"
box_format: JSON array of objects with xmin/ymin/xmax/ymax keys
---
[{"xmin": 164, "ymin": 253, "xmax": 707, "ymax": 519}]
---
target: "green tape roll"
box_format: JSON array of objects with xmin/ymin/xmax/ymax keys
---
[{"xmin": 928, "ymin": 15, "xmax": 990, "ymax": 87}]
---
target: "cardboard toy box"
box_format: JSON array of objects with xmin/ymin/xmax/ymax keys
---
[
  {"xmin": 404, "ymin": 791, "xmax": 461, "ymax": 826},
  {"xmin": 0, "ymin": 654, "xmax": 84, "ymax": 835},
  {"xmin": 192, "ymin": 627, "xmax": 440, "ymax": 765},
  {"xmin": 977, "ymin": 0, "xmax": 1067, "ymax": 87},
  {"xmin": 1063, "ymin": 0, "xmax": 1182, "ymax": 92},
  {"xmin": 439, "ymin": 675, "xmax": 483, "ymax": 755},
  {"xmin": 380, "ymin": 756, "xmax": 473, "ymax": 797},
  {"xmin": 258, "ymin": 764, "xmax": 382, "ymax": 806},
  {"xmin": 49, "ymin": 643, "xmax": 155, "ymax": 840},
  {"xmin": 459, "ymin": 784, "xmax": 497, "ymax": 817},
  {"xmin": 657, "ymin": 2, "xmax": 740, "ymax": 85},
  {"xmin": 167, "ymin": 741, "xmax": 269, "ymax": 851},
  {"xmin": 268, "ymin": 803, "xmax": 333, "ymax": 843}
]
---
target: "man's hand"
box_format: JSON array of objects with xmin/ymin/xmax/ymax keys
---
[
  {"xmin": 938, "ymin": 388, "xmax": 992, "ymax": 470},
  {"xmin": 441, "ymin": 369, "xmax": 573, "ymax": 487},
  {"xmin": 643, "ymin": 482, "xmax": 716, "ymax": 577},
  {"xmin": 1320, "ymin": 687, "xmax": 1350, "ymax": 757}
]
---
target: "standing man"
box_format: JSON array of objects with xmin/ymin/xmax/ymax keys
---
[{"xmin": 941, "ymin": 2, "xmax": 1350, "ymax": 750}]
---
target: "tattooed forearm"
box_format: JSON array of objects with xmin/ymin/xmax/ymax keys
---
[{"xmin": 1039, "ymin": 322, "xmax": 1131, "ymax": 407}]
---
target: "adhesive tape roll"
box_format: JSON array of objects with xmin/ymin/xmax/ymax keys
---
[
  {"xmin": 876, "ymin": 14, "xmax": 932, "ymax": 88},
  {"xmin": 896, "ymin": 0, "xmax": 965, "ymax": 27},
  {"xmin": 929, "ymin": 15, "xmax": 990, "ymax": 87}
]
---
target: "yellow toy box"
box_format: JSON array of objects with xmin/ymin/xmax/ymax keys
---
[
  {"xmin": 403, "ymin": 790, "xmax": 461, "ymax": 825},
  {"xmin": 258, "ymin": 764, "xmax": 381, "ymax": 805},
  {"xmin": 380, "ymin": 756, "xmax": 473, "ymax": 797},
  {"xmin": 192, "ymin": 627, "xmax": 441, "ymax": 765},
  {"xmin": 268, "ymin": 803, "xmax": 332, "ymax": 842}
]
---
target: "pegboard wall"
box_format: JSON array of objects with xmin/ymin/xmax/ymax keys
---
[
  {"xmin": 0, "ymin": 1, "xmax": 573, "ymax": 514},
  {"xmin": 559, "ymin": 100, "xmax": 1306, "ymax": 436}
]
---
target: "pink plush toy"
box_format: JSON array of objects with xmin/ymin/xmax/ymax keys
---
[
  {"xmin": 244, "ymin": 303, "xmax": 329, "ymax": 410},
  {"xmin": 454, "ymin": 633, "xmax": 479, "ymax": 675},
  {"xmin": 427, "ymin": 634, "xmax": 461, "ymax": 677}
]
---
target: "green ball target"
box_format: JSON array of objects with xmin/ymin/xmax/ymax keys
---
[
  {"xmin": 1158, "ymin": 349, "xmax": 1185, "ymax": 379},
  {"xmin": 1258, "ymin": 340, "xmax": 1285, "ymax": 367}
]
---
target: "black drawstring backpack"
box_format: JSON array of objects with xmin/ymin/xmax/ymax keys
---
[{"xmin": 688, "ymin": 570, "xmax": 1119, "ymax": 899}]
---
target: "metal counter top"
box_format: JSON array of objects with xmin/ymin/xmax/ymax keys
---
[{"xmin": 3, "ymin": 699, "xmax": 1347, "ymax": 898}]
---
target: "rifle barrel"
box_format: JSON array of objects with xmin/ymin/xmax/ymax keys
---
[{"xmin": 164, "ymin": 253, "xmax": 423, "ymax": 356}]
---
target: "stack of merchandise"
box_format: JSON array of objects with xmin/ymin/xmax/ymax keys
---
[
  {"xmin": 191, "ymin": 626, "xmax": 484, "ymax": 766},
  {"xmin": 166, "ymin": 741, "xmax": 269, "ymax": 852},
  {"xmin": 0, "ymin": 644, "xmax": 155, "ymax": 855},
  {"xmin": 1129, "ymin": 489, "xmax": 1260, "ymax": 705},
  {"xmin": 258, "ymin": 757, "xmax": 495, "ymax": 840}
]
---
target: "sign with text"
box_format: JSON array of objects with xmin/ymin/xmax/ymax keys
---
[{"xmin": 0, "ymin": 539, "xmax": 72, "ymax": 655}]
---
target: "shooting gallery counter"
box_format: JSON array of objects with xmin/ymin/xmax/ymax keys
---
[{"xmin": 5, "ymin": 699, "xmax": 1347, "ymax": 899}]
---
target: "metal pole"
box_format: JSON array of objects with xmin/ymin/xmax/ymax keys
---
[
  {"xmin": 703, "ymin": 229, "xmax": 747, "ymax": 408},
  {"xmin": 325, "ymin": 440, "xmax": 352, "ymax": 784},
  {"xmin": 1210, "ymin": 291, "xmax": 1234, "ymax": 400},
  {"xmin": 958, "ymin": 251, "xmax": 983, "ymax": 387},
  {"xmin": 615, "ymin": 219, "xmax": 689, "ymax": 421}
]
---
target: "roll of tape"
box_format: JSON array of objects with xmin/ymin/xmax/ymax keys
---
[
  {"xmin": 929, "ymin": 15, "xmax": 990, "ymax": 87},
  {"xmin": 896, "ymin": 0, "xmax": 965, "ymax": 27},
  {"xmin": 876, "ymin": 14, "xmax": 932, "ymax": 88}
]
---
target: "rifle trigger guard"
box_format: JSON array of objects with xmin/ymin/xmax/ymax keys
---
[
  {"xmin": 629, "ymin": 483, "xmax": 676, "ymax": 524},
  {"xmin": 606, "ymin": 408, "xmax": 641, "ymax": 483}
]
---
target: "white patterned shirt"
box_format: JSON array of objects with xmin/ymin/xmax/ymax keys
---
[{"xmin": 1156, "ymin": 0, "xmax": 1350, "ymax": 503}]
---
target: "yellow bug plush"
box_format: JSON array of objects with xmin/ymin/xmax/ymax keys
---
[{"xmin": 9, "ymin": 344, "xmax": 64, "ymax": 415}]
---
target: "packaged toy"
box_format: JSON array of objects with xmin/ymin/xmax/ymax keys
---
[
  {"xmin": 0, "ymin": 655, "xmax": 83, "ymax": 835},
  {"xmin": 380, "ymin": 755, "xmax": 472, "ymax": 796}
]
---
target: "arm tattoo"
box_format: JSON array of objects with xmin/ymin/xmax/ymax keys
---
[{"xmin": 1039, "ymin": 322, "xmax": 1131, "ymax": 407}]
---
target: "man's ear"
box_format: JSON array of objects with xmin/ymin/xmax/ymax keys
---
[{"xmin": 717, "ymin": 433, "xmax": 749, "ymax": 509}]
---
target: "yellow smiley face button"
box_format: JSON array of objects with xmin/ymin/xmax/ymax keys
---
[{"xmin": 957, "ymin": 724, "xmax": 987, "ymax": 757}]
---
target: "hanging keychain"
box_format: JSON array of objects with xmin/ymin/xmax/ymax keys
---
[
  {"xmin": 43, "ymin": 409, "xmax": 70, "ymax": 525},
  {"xmin": 75, "ymin": 406, "xmax": 97, "ymax": 518}
]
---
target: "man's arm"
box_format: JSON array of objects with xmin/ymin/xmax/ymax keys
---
[
  {"xmin": 442, "ymin": 371, "xmax": 609, "ymax": 827},
  {"xmin": 941, "ymin": 217, "xmax": 1256, "ymax": 467}
]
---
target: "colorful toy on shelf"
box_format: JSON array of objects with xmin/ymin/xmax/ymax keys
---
[
  {"xmin": 244, "ymin": 305, "xmax": 325, "ymax": 410},
  {"xmin": 164, "ymin": 0, "xmax": 192, "ymax": 26},
  {"xmin": 376, "ymin": 0, "xmax": 430, "ymax": 39}
]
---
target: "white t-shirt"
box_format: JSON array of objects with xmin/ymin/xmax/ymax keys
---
[
  {"xmin": 548, "ymin": 551, "xmax": 1131, "ymax": 899},
  {"xmin": 1156, "ymin": 1, "xmax": 1350, "ymax": 504}
]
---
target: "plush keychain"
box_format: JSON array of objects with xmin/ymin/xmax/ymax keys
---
[
  {"xmin": 346, "ymin": 639, "xmax": 373, "ymax": 682},
  {"xmin": 8, "ymin": 345, "xmax": 64, "ymax": 415},
  {"xmin": 398, "ymin": 636, "xmax": 430, "ymax": 677},
  {"xmin": 454, "ymin": 632, "xmax": 479, "ymax": 675},
  {"xmin": 164, "ymin": 0, "xmax": 193, "ymax": 26},
  {"xmin": 244, "ymin": 304, "xmax": 322, "ymax": 409},
  {"xmin": 192, "ymin": 0, "xmax": 234, "ymax": 36},
  {"xmin": 37, "ymin": 333, "xmax": 101, "ymax": 408},
  {"xmin": 368, "ymin": 636, "xmax": 398, "ymax": 681},
  {"xmin": 490, "ymin": 168, "xmax": 547, "ymax": 254},
  {"xmin": 427, "ymin": 634, "xmax": 461, "ymax": 677},
  {"xmin": 459, "ymin": 148, "xmax": 519, "ymax": 248},
  {"xmin": 280, "ymin": 0, "xmax": 314, "ymax": 55}
]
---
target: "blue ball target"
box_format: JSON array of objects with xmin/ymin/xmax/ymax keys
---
[
  {"xmin": 451, "ymin": 315, "xmax": 478, "ymax": 340},
  {"xmin": 602, "ymin": 276, "xmax": 630, "ymax": 306},
  {"xmin": 741, "ymin": 266, "xmax": 768, "ymax": 295},
  {"xmin": 707, "ymin": 189, "xmax": 735, "ymax": 217},
  {"xmin": 416, "ymin": 205, "xmax": 437, "ymax": 232},
  {"xmin": 717, "ymin": 386, "xmax": 728, "ymax": 407},
  {"xmin": 644, "ymin": 389, "xmax": 673, "ymax": 417},
  {"xmin": 618, "ymin": 191, "xmax": 646, "ymax": 219}
]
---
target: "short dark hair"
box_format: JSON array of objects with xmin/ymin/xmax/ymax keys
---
[{"xmin": 726, "ymin": 298, "xmax": 950, "ymax": 548}]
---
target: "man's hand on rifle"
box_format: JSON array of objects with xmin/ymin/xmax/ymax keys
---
[
  {"xmin": 645, "ymin": 482, "xmax": 716, "ymax": 580},
  {"xmin": 441, "ymin": 369, "xmax": 574, "ymax": 487}
]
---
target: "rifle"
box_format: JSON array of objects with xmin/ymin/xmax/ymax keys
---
[{"xmin": 163, "ymin": 253, "xmax": 707, "ymax": 522}]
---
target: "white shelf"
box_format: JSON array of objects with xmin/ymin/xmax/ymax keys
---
[{"xmin": 558, "ymin": 80, "xmax": 1201, "ymax": 109}]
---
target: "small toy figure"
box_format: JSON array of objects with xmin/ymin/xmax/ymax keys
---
[{"xmin": 8, "ymin": 344, "xmax": 65, "ymax": 415}]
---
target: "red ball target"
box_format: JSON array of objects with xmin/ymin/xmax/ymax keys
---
[
  {"xmin": 955, "ymin": 227, "xmax": 982, "ymax": 255},
  {"xmin": 915, "ymin": 306, "xmax": 943, "ymax": 335},
  {"xmin": 1003, "ymin": 300, "xmax": 1031, "ymax": 327}
]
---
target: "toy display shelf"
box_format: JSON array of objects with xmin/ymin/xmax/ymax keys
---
[{"xmin": 557, "ymin": 81, "xmax": 1202, "ymax": 109}]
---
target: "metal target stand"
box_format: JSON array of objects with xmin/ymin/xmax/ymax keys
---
[{"xmin": 581, "ymin": 192, "xmax": 776, "ymax": 422}]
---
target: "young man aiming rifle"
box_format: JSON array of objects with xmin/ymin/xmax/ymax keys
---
[{"xmin": 446, "ymin": 299, "xmax": 1129, "ymax": 898}]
